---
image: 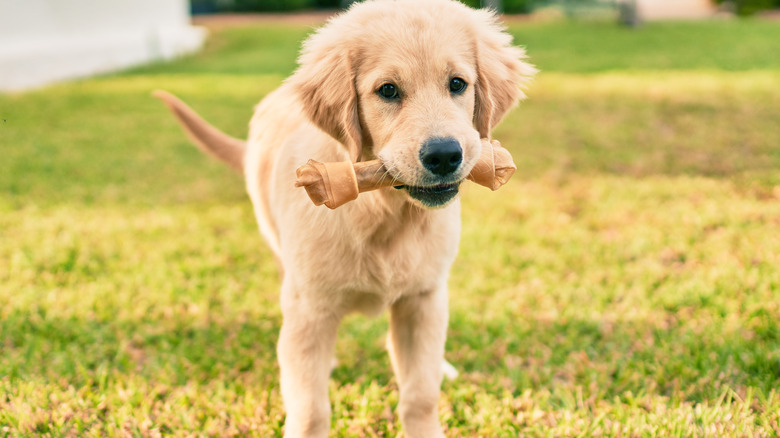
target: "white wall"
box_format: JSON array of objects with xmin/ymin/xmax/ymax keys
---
[{"xmin": 0, "ymin": 0, "xmax": 207, "ymax": 91}]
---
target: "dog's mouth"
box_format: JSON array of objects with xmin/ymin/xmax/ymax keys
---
[{"xmin": 394, "ymin": 182, "xmax": 461, "ymax": 208}]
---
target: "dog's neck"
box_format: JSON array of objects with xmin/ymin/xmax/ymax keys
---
[{"xmin": 346, "ymin": 188, "xmax": 448, "ymax": 248}]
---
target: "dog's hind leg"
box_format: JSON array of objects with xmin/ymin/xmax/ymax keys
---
[{"xmin": 387, "ymin": 287, "xmax": 449, "ymax": 438}]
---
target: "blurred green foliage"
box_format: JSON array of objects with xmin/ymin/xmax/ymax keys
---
[
  {"xmin": 231, "ymin": 0, "xmax": 313, "ymax": 12},
  {"xmin": 719, "ymin": 0, "xmax": 780, "ymax": 15},
  {"xmin": 192, "ymin": 0, "xmax": 536, "ymax": 14},
  {"xmin": 191, "ymin": 0, "xmax": 341, "ymax": 13},
  {"xmin": 458, "ymin": 0, "xmax": 535, "ymax": 13},
  {"xmin": 190, "ymin": 0, "xmax": 779, "ymax": 16}
]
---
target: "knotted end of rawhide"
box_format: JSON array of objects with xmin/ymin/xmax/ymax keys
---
[
  {"xmin": 295, "ymin": 160, "xmax": 359, "ymax": 209},
  {"xmin": 466, "ymin": 139, "xmax": 516, "ymax": 190}
]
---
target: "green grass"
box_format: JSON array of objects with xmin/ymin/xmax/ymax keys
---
[
  {"xmin": 510, "ymin": 19, "xmax": 780, "ymax": 72},
  {"xmin": 125, "ymin": 19, "xmax": 780, "ymax": 76},
  {"xmin": 2, "ymin": 17, "xmax": 780, "ymax": 437}
]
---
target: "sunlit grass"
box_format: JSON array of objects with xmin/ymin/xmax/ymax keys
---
[{"xmin": 1, "ymin": 18, "xmax": 779, "ymax": 437}]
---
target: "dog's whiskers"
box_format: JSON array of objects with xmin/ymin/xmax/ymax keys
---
[{"xmin": 376, "ymin": 163, "xmax": 402, "ymax": 187}]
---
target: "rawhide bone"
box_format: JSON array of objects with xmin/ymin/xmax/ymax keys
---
[{"xmin": 295, "ymin": 139, "xmax": 516, "ymax": 209}]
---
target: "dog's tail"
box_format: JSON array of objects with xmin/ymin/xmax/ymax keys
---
[{"xmin": 153, "ymin": 90, "xmax": 246, "ymax": 172}]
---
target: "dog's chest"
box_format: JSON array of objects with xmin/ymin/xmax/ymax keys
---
[
  {"xmin": 337, "ymin": 203, "xmax": 461, "ymax": 298},
  {"xmin": 360, "ymin": 232, "xmax": 444, "ymax": 294},
  {"xmin": 282, "ymin": 197, "xmax": 461, "ymax": 309}
]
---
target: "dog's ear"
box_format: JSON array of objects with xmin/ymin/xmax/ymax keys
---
[
  {"xmin": 288, "ymin": 34, "xmax": 362, "ymax": 162},
  {"xmin": 471, "ymin": 11, "xmax": 537, "ymax": 138}
]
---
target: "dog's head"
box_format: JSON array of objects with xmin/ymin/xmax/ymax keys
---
[{"xmin": 289, "ymin": 0, "xmax": 535, "ymax": 208}]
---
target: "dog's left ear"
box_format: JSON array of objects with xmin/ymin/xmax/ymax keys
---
[
  {"xmin": 288, "ymin": 33, "xmax": 362, "ymax": 162},
  {"xmin": 471, "ymin": 11, "xmax": 537, "ymax": 138}
]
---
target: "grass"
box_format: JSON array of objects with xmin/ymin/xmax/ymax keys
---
[{"xmin": 2, "ymin": 15, "xmax": 780, "ymax": 437}]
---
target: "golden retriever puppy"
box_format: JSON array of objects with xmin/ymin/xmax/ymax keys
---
[{"xmin": 157, "ymin": 0, "xmax": 534, "ymax": 436}]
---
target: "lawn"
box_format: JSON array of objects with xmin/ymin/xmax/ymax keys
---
[{"xmin": 2, "ymin": 15, "xmax": 780, "ymax": 437}]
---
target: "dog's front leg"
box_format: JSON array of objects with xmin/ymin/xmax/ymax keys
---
[
  {"xmin": 388, "ymin": 287, "xmax": 448, "ymax": 438},
  {"xmin": 278, "ymin": 291, "xmax": 341, "ymax": 438}
]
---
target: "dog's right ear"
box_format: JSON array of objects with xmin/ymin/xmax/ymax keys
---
[{"xmin": 288, "ymin": 33, "xmax": 362, "ymax": 162}]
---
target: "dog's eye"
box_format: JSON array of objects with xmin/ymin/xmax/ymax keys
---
[
  {"xmin": 449, "ymin": 77, "xmax": 467, "ymax": 94},
  {"xmin": 377, "ymin": 83, "xmax": 399, "ymax": 100}
]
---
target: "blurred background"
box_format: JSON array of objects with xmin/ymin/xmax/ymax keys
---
[
  {"xmin": 2, "ymin": 0, "xmax": 780, "ymax": 91},
  {"xmin": 188, "ymin": 0, "xmax": 777, "ymax": 16},
  {"xmin": 1, "ymin": 0, "xmax": 779, "ymax": 436}
]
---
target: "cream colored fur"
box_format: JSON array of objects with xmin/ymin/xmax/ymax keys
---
[{"xmin": 158, "ymin": 1, "xmax": 534, "ymax": 436}]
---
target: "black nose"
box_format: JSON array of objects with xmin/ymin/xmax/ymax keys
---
[{"xmin": 419, "ymin": 137, "xmax": 463, "ymax": 176}]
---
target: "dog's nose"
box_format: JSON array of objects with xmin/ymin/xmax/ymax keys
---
[{"xmin": 420, "ymin": 137, "xmax": 463, "ymax": 176}]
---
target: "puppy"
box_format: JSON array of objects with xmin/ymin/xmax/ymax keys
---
[{"xmin": 157, "ymin": 0, "xmax": 534, "ymax": 436}]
